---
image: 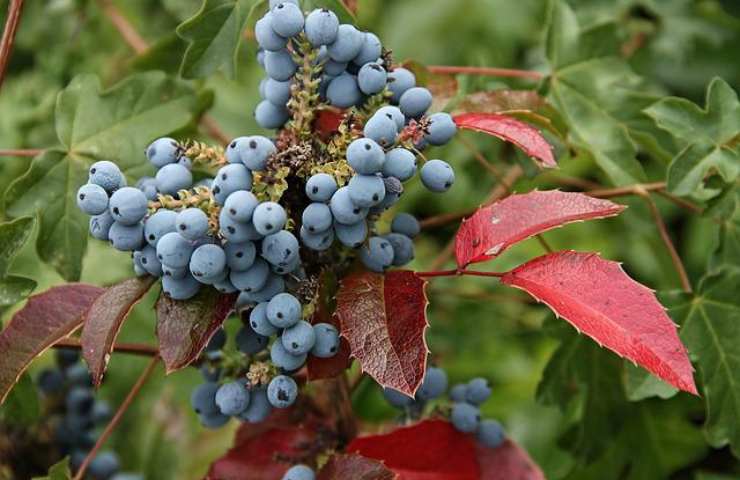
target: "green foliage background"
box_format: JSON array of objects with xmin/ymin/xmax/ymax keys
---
[{"xmin": 0, "ymin": 0, "xmax": 738, "ymax": 478}]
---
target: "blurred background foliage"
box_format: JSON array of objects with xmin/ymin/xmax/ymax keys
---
[{"xmin": 0, "ymin": 0, "xmax": 738, "ymax": 478}]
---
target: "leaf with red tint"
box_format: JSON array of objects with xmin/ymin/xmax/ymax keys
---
[
  {"xmin": 455, "ymin": 90, "xmax": 546, "ymax": 114},
  {"xmin": 501, "ymin": 251, "xmax": 697, "ymax": 394},
  {"xmin": 455, "ymin": 191, "xmax": 624, "ymax": 268},
  {"xmin": 0, "ymin": 284, "xmax": 104, "ymax": 403},
  {"xmin": 454, "ymin": 113, "xmax": 556, "ymax": 168},
  {"xmin": 477, "ymin": 441, "xmax": 545, "ymax": 480},
  {"xmin": 308, "ymin": 272, "xmax": 351, "ymax": 380},
  {"xmin": 336, "ymin": 270, "xmax": 428, "ymax": 396},
  {"xmin": 155, "ymin": 290, "xmax": 236, "ymax": 374},
  {"xmin": 81, "ymin": 277, "xmax": 156, "ymax": 387},
  {"xmin": 318, "ymin": 454, "xmax": 397, "ymax": 480},
  {"xmin": 314, "ymin": 109, "xmax": 345, "ymax": 140},
  {"xmin": 348, "ymin": 419, "xmax": 479, "ymax": 480}
]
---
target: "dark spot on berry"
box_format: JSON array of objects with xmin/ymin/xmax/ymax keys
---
[
  {"xmin": 265, "ymin": 223, "xmax": 273, "ymax": 230},
  {"xmin": 141, "ymin": 258, "xmax": 147, "ymax": 264},
  {"xmin": 227, "ymin": 226, "xmax": 236, "ymax": 234},
  {"xmin": 165, "ymin": 271, "xmax": 171, "ymax": 276},
  {"xmin": 352, "ymin": 208, "xmax": 360, "ymax": 214},
  {"xmin": 79, "ymin": 194, "xmax": 85, "ymax": 200},
  {"xmin": 229, "ymin": 208, "xmax": 236, "ymax": 215},
  {"xmin": 291, "ymin": 342, "xmax": 298, "ymax": 349},
  {"xmin": 330, "ymin": 346, "xmax": 337, "ymax": 353},
  {"xmin": 277, "ymin": 312, "xmax": 283, "ymax": 319},
  {"xmin": 90, "ymin": 168, "xmax": 97, "ymax": 174},
  {"xmin": 229, "ymin": 141, "xmax": 236, "ymax": 149},
  {"xmin": 386, "ymin": 113, "xmax": 393, "ymax": 120},
  {"xmin": 364, "ymin": 143, "xmax": 371, "ymax": 150},
  {"xmin": 251, "ymin": 321, "xmax": 257, "ymax": 328},
  {"xmin": 113, "ymin": 207, "xmax": 120, "ymax": 215},
  {"xmin": 309, "ymin": 226, "xmax": 315, "ymax": 232},
  {"xmin": 370, "ymin": 64, "xmax": 382, "ymax": 71},
  {"xmin": 312, "ymin": 186, "xmax": 319, "ymax": 194},
  {"xmin": 278, "ymin": 389, "xmax": 289, "ymax": 401},
  {"xmin": 221, "ymin": 174, "xmax": 227, "ymax": 180},
  {"xmin": 213, "ymin": 186, "xmax": 221, "ymax": 194},
  {"xmin": 372, "ymin": 194, "xmax": 379, "ymax": 201},
  {"xmin": 445, "ymin": 182, "xmax": 451, "ymax": 188},
  {"xmin": 249, "ymin": 140, "xmax": 257, "ymax": 149},
  {"xmin": 179, "ymin": 224, "xmax": 186, "ymax": 230},
  {"xmin": 236, "ymin": 251, "xmax": 243, "ymax": 258},
  {"xmin": 158, "ymin": 254, "xmax": 163, "ymax": 260}
]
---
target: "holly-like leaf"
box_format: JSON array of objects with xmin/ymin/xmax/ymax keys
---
[
  {"xmin": 455, "ymin": 191, "xmax": 624, "ymax": 268},
  {"xmin": 454, "ymin": 113, "xmax": 556, "ymax": 168},
  {"xmin": 645, "ymin": 78, "xmax": 739, "ymax": 197},
  {"xmin": 502, "ymin": 251, "xmax": 696, "ymax": 394},
  {"xmin": 81, "ymin": 277, "xmax": 157, "ymax": 387},
  {"xmin": 336, "ymin": 270, "xmax": 428, "ymax": 396},
  {"xmin": 0, "ymin": 284, "xmax": 104, "ymax": 403},
  {"xmin": 348, "ymin": 420, "xmax": 480, "ymax": 480},
  {"xmin": 664, "ymin": 268, "xmax": 740, "ymax": 456},
  {"xmin": 4, "ymin": 73, "xmax": 202, "ymax": 281},
  {"xmin": 155, "ymin": 290, "xmax": 236, "ymax": 373},
  {"xmin": 476, "ymin": 440, "xmax": 545, "ymax": 480},
  {"xmin": 176, "ymin": 0, "xmax": 252, "ymax": 79},
  {"xmin": 318, "ymin": 454, "xmax": 396, "ymax": 480}
]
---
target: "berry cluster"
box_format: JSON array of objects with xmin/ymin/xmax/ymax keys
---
[
  {"xmin": 383, "ymin": 368, "xmax": 506, "ymax": 449},
  {"xmin": 36, "ymin": 350, "xmax": 140, "ymax": 480}
]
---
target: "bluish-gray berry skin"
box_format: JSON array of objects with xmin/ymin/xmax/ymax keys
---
[
  {"xmin": 256, "ymin": 13, "xmax": 288, "ymax": 52},
  {"xmin": 324, "ymin": 59, "xmax": 347, "ymax": 76},
  {"xmin": 109, "ymin": 222, "xmax": 145, "ymax": 251},
  {"xmin": 216, "ymin": 381, "xmax": 251, "ymax": 416},
  {"xmin": 330, "ymin": 187, "xmax": 368, "ymax": 225},
  {"xmin": 347, "ymin": 174, "xmax": 386, "ymax": 207},
  {"xmin": 147, "ymin": 137, "xmax": 180, "ymax": 168},
  {"xmin": 136, "ymin": 176, "xmax": 159, "ymax": 200},
  {"xmin": 425, "ymin": 112, "xmax": 458, "ymax": 146},
  {"xmin": 281, "ymin": 320, "xmax": 317, "ymax": 355},
  {"xmin": 255, "ymin": 100, "xmax": 290, "ymax": 130},
  {"xmin": 360, "ymin": 236, "xmax": 394, "ymax": 272},
  {"xmin": 162, "ymin": 273, "xmax": 201, "ymax": 300},
  {"xmin": 451, "ymin": 402, "xmax": 481, "ymax": 433},
  {"xmin": 465, "ymin": 378, "xmax": 492, "ymax": 405},
  {"xmin": 269, "ymin": 0, "xmax": 298, "ymax": 10},
  {"xmin": 383, "ymin": 388, "xmax": 414, "ymax": 409},
  {"xmin": 420, "ymin": 159, "xmax": 455, "ymax": 193},
  {"xmin": 89, "ymin": 451, "xmax": 120, "ymax": 479},
  {"xmin": 327, "ymin": 73, "xmax": 362, "ymax": 108},
  {"xmin": 205, "ymin": 328, "xmax": 226, "ymax": 352},
  {"xmin": 225, "ymin": 241, "xmax": 257, "ymax": 272},
  {"xmin": 264, "ymin": 49, "xmax": 298, "ymax": 81},
  {"xmin": 162, "ymin": 264, "xmax": 187, "ymax": 279},
  {"xmin": 358, "ymin": 62, "xmax": 387, "ymax": 95},
  {"xmin": 264, "ymin": 78, "xmax": 292, "ymax": 107},
  {"xmin": 144, "ymin": 212, "xmax": 178, "ymax": 248},
  {"xmin": 311, "ymin": 323, "xmax": 340, "ymax": 358},
  {"xmin": 417, "ymin": 367, "xmax": 448, "ymax": 401},
  {"xmin": 375, "ymin": 177, "xmax": 403, "ymax": 211},
  {"xmin": 219, "ymin": 211, "xmax": 262, "ymax": 243},
  {"xmin": 363, "ymin": 112, "xmax": 397, "ymax": 146},
  {"xmin": 108, "ymin": 187, "xmax": 148, "ymax": 226},
  {"xmin": 175, "ymin": 208, "xmax": 209, "ymax": 241},
  {"xmin": 139, "ymin": 245, "xmax": 163, "ymax": 276},
  {"xmin": 224, "ymin": 190, "xmax": 259, "ymax": 223},
  {"xmin": 305, "ymin": 8, "xmax": 339, "ymax": 47},
  {"xmin": 238, "ymin": 387, "xmax": 273, "ymax": 423},
  {"xmin": 305, "ymin": 173, "xmax": 338, "ymax": 202},
  {"xmin": 387, "ymin": 68, "xmax": 416, "ymax": 103},
  {"xmin": 270, "ymin": 2, "xmax": 304, "ymax": 38},
  {"xmin": 327, "ymin": 24, "xmax": 364, "ymax": 62},
  {"xmin": 190, "ymin": 244, "xmax": 227, "ymax": 280},
  {"xmin": 347, "ymin": 138, "xmax": 385, "ymax": 174},
  {"xmin": 270, "ymin": 340, "xmax": 307, "ymax": 371},
  {"xmin": 253, "ymin": 202, "xmax": 288, "ymax": 235},
  {"xmin": 391, "ymin": 213, "xmax": 420, "ymax": 238},
  {"xmin": 213, "ymin": 164, "xmax": 253, "ymax": 203},
  {"xmin": 477, "ymin": 419, "xmax": 505, "ymax": 448},
  {"xmin": 200, "ymin": 411, "xmax": 230, "ymax": 429},
  {"xmin": 267, "ymin": 375, "xmax": 298, "ymax": 408},
  {"xmin": 38, "ymin": 368, "xmax": 65, "ymax": 395},
  {"xmin": 226, "ymin": 137, "xmax": 249, "ymax": 164},
  {"xmin": 89, "ymin": 161, "xmax": 125, "ymax": 193},
  {"xmin": 302, "ymin": 202, "xmax": 333, "ymax": 233},
  {"xmin": 250, "ymin": 302, "xmax": 278, "ymax": 336},
  {"xmin": 334, "ymin": 220, "xmax": 367, "ymax": 248},
  {"xmin": 399, "ymin": 87, "xmax": 433, "ymax": 118},
  {"xmin": 240, "ymin": 273, "xmax": 285, "ymax": 303},
  {"xmin": 239, "ymin": 136, "xmax": 276, "ymax": 171},
  {"xmin": 354, "ymin": 32, "xmax": 382, "ymax": 65},
  {"xmin": 66, "ymin": 387, "xmax": 94, "ymax": 414},
  {"xmin": 230, "ymin": 258, "xmax": 270, "ymax": 292},
  {"xmin": 383, "ymin": 148, "xmax": 417, "ymax": 182},
  {"xmin": 77, "ymin": 183, "xmax": 109, "ymax": 215},
  {"xmin": 300, "ymin": 226, "xmax": 334, "ymax": 251},
  {"xmin": 156, "ymin": 232, "xmax": 193, "ymax": 268},
  {"xmin": 214, "ymin": 277, "xmax": 238, "ymax": 294},
  {"xmin": 190, "ymin": 382, "xmax": 220, "ymax": 415},
  {"xmin": 178, "ymin": 156, "xmax": 193, "ymax": 169},
  {"xmin": 267, "ymin": 292, "xmax": 302, "ymax": 328},
  {"xmin": 283, "ymin": 464, "xmax": 316, "ymax": 480},
  {"xmin": 155, "ymin": 163, "xmax": 193, "ymax": 195},
  {"xmin": 375, "ymin": 106, "xmax": 405, "ymax": 130},
  {"xmin": 384, "ymin": 233, "xmax": 414, "ymax": 266},
  {"xmin": 262, "ymin": 230, "xmax": 300, "ymax": 266}
]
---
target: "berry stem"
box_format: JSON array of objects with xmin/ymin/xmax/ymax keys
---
[
  {"xmin": 416, "ymin": 269, "xmax": 505, "ymax": 279},
  {"xmin": 0, "ymin": 148, "xmax": 43, "ymax": 157},
  {"xmin": 0, "ymin": 0, "xmax": 25, "ymax": 92},
  {"xmin": 426, "ymin": 65, "xmax": 544, "ymax": 80},
  {"xmin": 53, "ymin": 338, "xmax": 160, "ymax": 357}
]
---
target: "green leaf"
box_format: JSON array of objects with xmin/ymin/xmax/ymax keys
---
[
  {"xmin": 663, "ymin": 268, "xmax": 740, "ymax": 456},
  {"xmin": 0, "ymin": 216, "xmax": 35, "ymax": 277},
  {"xmin": 176, "ymin": 0, "xmax": 252, "ymax": 79},
  {"xmin": 4, "ymin": 73, "xmax": 202, "ymax": 281},
  {"xmin": 624, "ymin": 363, "xmax": 678, "ymax": 402},
  {"xmin": 645, "ymin": 78, "xmax": 740, "ymax": 197},
  {"xmin": 32, "ymin": 457, "xmax": 72, "ymax": 480},
  {"xmin": 0, "ymin": 275, "xmax": 37, "ymax": 306},
  {"xmin": 707, "ymin": 188, "xmax": 739, "ymax": 272},
  {"xmin": 0, "ymin": 372, "xmax": 39, "ymax": 426},
  {"xmin": 305, "ymin": 0, "xmax": 357, "ymax": 24}
]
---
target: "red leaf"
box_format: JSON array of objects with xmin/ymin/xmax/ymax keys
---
[
  {"xmin": 501, "ymin": 251, "xmax": 697, "ymax": 394},
  {"xmin": 318, "ymin": 454, "xmax": 397, "ymax": 480},
  {"xmin": 314, "ymin": 109, "xmax": 345, "ymax": 140},
  {"xmin": 455, "ymin": 191, "xmax": 624, "ymax": 268},
  {"xmin": 336, "ymin": 270, "xmax": 428, "ymax": 396},
  {"xmin": 81, "ymin": 277, "xmax": 156, "ymax": 387},
  {"xmin": 155, "ymin": 290, "xmax": 236, "ymax": 374},
  {"xmin": 477, "ymin": 441, "xmax": 544, "ymax": 480},
  {"xmin": 454, "ymin": 113, "xmax": 556, "ymax": 168},
  {"xmin": 348, "ymin": 420, "xmax": 479, "ymax": 480},
  {"xmin": 0, "ymin": 284, "xmax": 104, "ymax": 403}
]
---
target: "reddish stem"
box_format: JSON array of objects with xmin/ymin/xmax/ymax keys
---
[
  {"xmin": 53, "ymin": 338, "xmax": 159, "ymax": 357},
  {"xmin": 417, "ymin": 269, "xmax": 505, "ymax": 279},
  {"xmin": 427, "ymin": 65, "xmax": 543, "ymax": 80},
  {"xmin": 0, "ymin": 0, "xmax": 24, "ymax": 92},
  {"xmin": 0, "ymin": 148, "xmax": 43, "ymax": 157}
]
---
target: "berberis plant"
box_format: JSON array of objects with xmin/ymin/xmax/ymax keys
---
[{"xmin": 0, "ymin": 0, "xmax": 738, "ymax": 478}]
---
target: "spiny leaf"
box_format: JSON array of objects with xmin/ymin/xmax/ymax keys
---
[{"xmin": 455, "ymin": 191, "xmax": 624, "ymax": 268}]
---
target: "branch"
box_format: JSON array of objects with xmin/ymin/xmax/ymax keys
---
[
  {"xmin": 53, "ymin": 338, "xmax": 159, "ymax": 357},
  {"xmin": 586, "ymin": 182, "xmax": 666, "ymax": 198},
  {"xmin": 417, "ymin": 269, "xmax": 505, "ymax": 279},
  {"xmin": 0, "ymin": 148, "xmax": 43, "ymax": 157},
  {"xmin": 0, "ymin": 0, "xmax": 25, "ymax": 92},
  {"xmin": 73, "ymin": 356, "xmax": 159, "ymax": 480},
  {"xmin": 427, "ymin": 65, "xmax": 543, "ymax": 80}
]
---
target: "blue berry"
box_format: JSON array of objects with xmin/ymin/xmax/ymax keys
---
[
  {"xmin": 311, "ymin": 323, "xmax": 339, "ymax": 358},
  {"xmin": 255, "ymin": 13, "xmax": 288, "ymax": 52},
  {"xmin": 162, "ymin": 264, "xmax": 187, "ymax": 279},
  {"xmin": 360, "ymin": 236, "xmax": 394, "ymax": 272},
  {"xmin": 420, "ymin": 159, "xmax": 455, "ymax": 192},
  {"xmin": 451, "ymin": 402, "xmax": 481, "ymax": 433},
  {"xmin": 264, "ymin": 49, "xmax": 298, "ymax": 81},
  {"xmin": 66, "ymin": 386, "xmax": 94, "ymax": 414},
  {"xmin": 262, "ymin": 230, "xmax": 299, "ymax": 267},
  {"xmin": 326, "ymin": 73, "xmax": 362, "ymax": 108},
  {"xmin": 383, "ymin": 148, "xmax": 416, "ymax": 181},
  {"xmin": 136, "ymin": 176, "xmax": 159, "ymax": 200},
  {"xmin": 178, "ymin": 156, "xmax": 193, "ymax": 169},
  {"xmin": 176, "ymin": 208, "xmax": 209, "ymax": 240},
  {"xmin": 225, "ymin": 241, "xmax": 257, "ymax": 271},
  {"xmin": 477, "ymin": 419, "xmax": 505, "ymax": 448},
  {"xmin": 449, "ymin": 384, "xmax": 468, "ymax": 402},
  {"xmin": 240, "ymin": 136, "xmax": 276, "ymax": 171},
  {"xmin": 253, "ymin": 202, "xmax": 287, "ymax": 235},
  {"xmin": 90, "ymin": 211, "xmax": 115, "ymax": 241},
  {"xmin": 146, "ymin": 137, "xmax": 180, "ymax": 168},
  {"xmin": 267, "ymin": 292, "xmax": 301, "ymax": 328},
  {"xmin": 225, "ymin": 137, "xmax": 249, "ymax": 164},
  {"xmin": 270, "ymin": 340, "xmax": 307, "ymax": 371},
  {"xmin": 281, "ymin": 320, "xmax": 316, "ymax": 355},
  {"xmin": 383, "ymin": 388, "xmax": 413, "ymax": 409},
  {"xmin": 417, "ymin": 367, "xmax": 448, "ymax": 401},
  {"xmin": 108, "ymin": 222, "xmax": 144, "ymax": 251},
  {"xmin": 89, "ymin": 451, "xmax": 120, "ymax": 480},
  {"xmin": 375, "ymin": 177, "xmax": 403, "ymax": 212},
  {"xmin": 219, "ymin": 211, "xmax": 262, "ymax": 243},
  {"xmin": 270, "ymin": 2, "xmax": 304, "ymax": 38},
  {"xmin": 190, "ymin": 244, "xmax": 226, "ymax": 280},
  {"xmin": 305, "ymin": 173, "xmax": 337, "ymax": 202},
  {"xmin": 384, "ymin": 233, "xmax": 414, "ymax": 266},
  {"xmin": 375, "ymin": 105, "xmax": 405, "ymax": 130},
  {"xmin": 327, "ymin": 24, "xmax": 364, "ymax": 62},
  {"xmin": 399, "ymin": 87, "xmax": 433, "ymax": 118},
  {"xmin": 162, "ymin": 273, "xmax": 200, "ymax": 299},
  {"xmin": 108, "ymin": 187, "xmax": 148, "ymax": 225},
  {"xmin": 200, "ymin": 411, "xmax": 230, "ymax": 429},
  {"xmin": 363, "ymin": 112, "xmax": 397, "ymax": 147},
  {"xmin": 347, "ymin": 138, "xmax": 384, "ymax": 174},
  {"xmin": 240, "ymin": 273, "xmax": 285, "ymax": 303},
  {"xmin": 77, "ymin": 183, "xmax": 109, "ymax": 215},
  {"xmin": 38, "ymin": 368, "xmax": 65, "ymax": 395},
  {"xmin": 92, "ymin": 400, "xmax": 113, "ymax": 424},
  {"xmin": 65, "ymin": 362, "xmax": 92, "ymax": 386},
  {"xmin": 391, "ymin": 213, "xmax": 420, "ymax": 238},
  {"xmin": 330, "ymin": 187, "xmax": 368, "ymax": 224},
  {"xmin": 269, "ymin": 0, "xmax": 297, "ymax": 6},
  {"xmin": 267, "ymin": 375, "xmax": 298, "ymax": 408},
  {"xmin": 334, "ymin": 220, "xmax": 367, "ymax": 248},
  {"xmin": 230, "ymin": 258, "xmax": 270, "ymax": 292},
  {"xmin": 156, "ymin": 232, "xmax": 193, "ymax": 268},
  {"xmin": 388, "ymin": 68, "xmax": 416, "ymax": 104},
  {"xmin": 358, "ymin": 62, "xmax": 387, "ymax": 95},
  {"xmin": 139, "ymin": 245, "xmax": 163, "ymax": 276},
  {"xmin": 300, "ymin": 226, "xmax": 334, "ymax": 251},
  {"xmin": 425, "ymin": 112, "xmax": 457, "ymax": 145},
  {"xmin": 283, "ymin": 465, "xmax": 315, "ymax": 480},
  {"xmin": 250, "ymin": 302, "xmax": 278, "ymax": 336},
  {"xmin": 213, "ymin": 164, "xmax": 253, "ymax": 204},
  {"xmin": 214, "ymin": 277, "xmax": 238, "ymax": 294},
  {"xmin": 224, "ymin": 190, "xmax": 259, "ymax": 223},
  {"xmin": 305, "ymin": 8, "xmax": 339, "ymax": 46},
  {"xmin": 324, "ymin": 60, "xmax": 347, "ymax": 76},
  {"xmin": 255, "ymin": 100, "xmax": 290, "ymax": 130},
  {"xmin": 238, "ymin": 386, "xmax": 273, "ymax": 423},
  {"xmin": 89, "ymin": 161, "xmax": 124, "ymax": 193},
  {"xmin": 216, "ymin": 381, "xmax": 251, "ymax": 416},
  {"xmin": 465, "ymin": 378, "xmax": 491, "ymax": 405},
  {"xmin": 56, "ymin": 349, "xmax": 80, "ymax": 367},
  {"xmin": 347, "ymin": 174, "xmax": 386, "ymax": 207},
  {"xmin": 354, "ymin": 32, "xmax": 382, "ymax": 65},
  {"xmin": 145, "ymin": 209, "xmax": 177, "ymax": 246},
  {"xmin": 302, "ymin": 202, "xmax": 333, "ymax": 233},
  {"xmin": 264, "ymin": 78, "xmax": 292, "ymax": 106},
  {"xmin": 206, "ymin": 328, "xmax": 227, "ymax": 352},
  {"xmin": 191, "ymin": 382, "xmax": 220, "ymax": 415},
  {"xmin": 155, "ymin": 163, "xmax": 192, "ymax": 195}
]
